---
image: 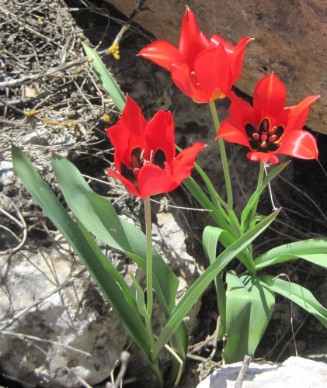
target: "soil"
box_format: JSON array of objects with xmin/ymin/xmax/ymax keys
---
[{"xmin": 1, "ymin": 0, "xmax": 327, "ymax": 387}]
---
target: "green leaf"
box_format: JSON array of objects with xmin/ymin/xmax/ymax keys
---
[
  {"xmin": 83, "ymin": 43, "xmax": 126, "ymax": 112},
  {"xmin": 51, "ymin": 155, "xmax": 178, "ymax": 314},
  {"xmin": 222, "ymin": 273, "xmax": 275, "ymax": 363},
  {"xmin": 202, "ymin": 226, "xmax": 227, "ymax": 338},
  {"xmin": 262, "ymin": 275, "xmax": 327, "ymax": 328},
  {"xmin": 154, "ymin": 209, "xmax": 280, "ymax": 356},
  {"xmin": 203, "ymin": 226, "xmax": 227, "ymax": 264},
  {"xmin": 182, "ymin": 177, "xmax": 230, "ymax": 231},
  {"xmin": 130, "ymin": 274, "xmax": 148, "ymax": 319},
  {"xmin": 11, "ymin": 145, "xmax": 152, "ymax": 356},
  {"xmin": 241, "ymin": 161, "xmax": 290, "ymax": 233},
  {"xmin": 255, "ymin": 238, "xmax": 327, "ymax": 270}
]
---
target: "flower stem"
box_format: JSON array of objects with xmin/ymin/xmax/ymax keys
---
[
  {"xmin": 144, "ymin": 196, "xmax": 153, "ymax": 318},
  {"xmin": 249, "ymin": 161, "xmax": 265, "ymax": 223},
  {"xmin": 209, "ymin": 101, "xmax": 233, "ymax": 209}
]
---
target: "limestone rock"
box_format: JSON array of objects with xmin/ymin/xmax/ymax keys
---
[
  {"xmin": 0, "ymin": 244, "xmax": 127, "ymax": 387},
  {"xmin": 196, "ymin": 356, "xmax": 327, "ymax": 387},
  {"xmin": 105, "ymin": 0, "xmax": 327, "ymax": 134}
]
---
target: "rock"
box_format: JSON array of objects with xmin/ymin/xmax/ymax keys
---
[
  {"xmin": 0, "ymin": 244, "xmax": 127, "ymax": 387},
  {"xmin": 196, "ymin": 356, "xmax": 327, "ymax": 387},
  {"xmin": 104, "ymin": 0, "xmax": 327, "ymax": 135}
]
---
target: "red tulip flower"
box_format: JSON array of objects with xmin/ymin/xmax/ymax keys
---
[
  {"xmin": 106, "ymin": 96, "xmax": 205, "ymax": 198},
  {"xmin": 137, "ymin": 7, "xmax": 252, "ymax": 103},
  {"xmin": 216, "ymin": 74, "xmax": 319, "ymax": 164}
]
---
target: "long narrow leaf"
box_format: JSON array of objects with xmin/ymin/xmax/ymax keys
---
[
  {"xmin": 241, "ymin": 161, "xmax": 290, "ymax": 232},
  {"xmin": 51, "ymin": 155, "xmax": 179, "ymax": 314},
  {"xmin": 11, "ymin": 145, "xmax": 151, "ymax": 356},
  {"xmin": 255, "ymin": 238, "xmax": 327, "ymax": 270},
  {"xmin": 262, "ymin": 275, "xmax": 327, "ymax": 328},
  {"xmin": 202, "ymin": 226, "xmax": 227, "ymax": 337},
  {"xmin": 154, "ymin": 209, "xmax": 280, "ymax": 355},
  {"xmin": 183, "ymin": 177, "xmax": 250, "ymax": 261},
  {"xmin": 83, "ymin": 43, "xmax": 126, "ymax": 112}
]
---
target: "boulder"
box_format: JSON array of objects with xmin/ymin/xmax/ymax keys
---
[
  {"xmin": 197, "ymin": 356, "xmax": 327, "ymax": 387},
  {"xmin": 105, "ymin": 0, "xmax": 327, "ymax": 135},
  {"xmin": 0, "ymin": 244, "xmax": 127, "ymax": 387}
]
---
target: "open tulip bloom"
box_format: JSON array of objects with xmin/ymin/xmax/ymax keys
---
[
  {"xmin": 138, "ymin": 7, "xmax": 252, "ymax": 103},
  {"xmin": 217, "ymin": 73, "xmax": 319, "ymax": 164},
  {"xmin": 106, "ymin": 96, "xmax": 205, "ymax": 198}
]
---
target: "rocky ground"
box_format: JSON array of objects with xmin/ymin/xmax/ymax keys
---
[{"xmin": 1, "ymin": 0, "xmax": 327, "ymax": 387}]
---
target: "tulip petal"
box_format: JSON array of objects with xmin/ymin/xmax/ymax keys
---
[
  {"xmin": 217, "ymin": 120, "xmax": 249, "ymax": 146},
  {"xmin": 138, "ymin": 163, "xmax": 173, "ymax": 198},
  {"xmin": 210, "ymin": 34, "xmax": 235, "ymax": 53},
  {"xmin": 108, "ymin": 168, "xmax": 140, "ymax": 197},
  {"xmin": 230, "ymin": 37, "xmax": 253, "ymax": 82},
  {"xmin": 194, "ymin": 45, "xmax": 230, "ymax": 99},
  {"xmin": 254, "ymin": 74, "xmax": 286, "ymax": 119},
  {"xmin": 137, "ymin": 40, "xmax": 184, "ymax": 69},
  {"xmin": 170, "ymin": 63, "xmax": 208, "ymax": 102},
  {"xmin": 247, "ymin": 151, "xmax": 280, "ymax": 164},
  {"xmin": 278, "ymin": 130, "xmax": 318, "ymax": 159},
  {"xmin": 118, "ymin": 96, "xmax": 147, "ymax": 141},
  {"xmin": 145, "ymin": 110, "xmax": 175, "ymax": 164},
  {"xmin": 106, "ymin": 124, "xmax": 132, "ymax": 169},
  {"xmin": 228, "ymin": 91, "xmax": 255, "ymax": 126},
  {"xmin": 172, "ymin": 142, "xmax": 206, "ymax": 186},
  {"xmin": 286, "ymin": 95, "xmax": 320, "ymax": 133},
  {"xmin": 178, "ymin": 7, "xmax": 210, "ymax": 66}
]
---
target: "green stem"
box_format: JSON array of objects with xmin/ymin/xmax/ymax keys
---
[
  {"xmin": 209, "ymin": 101, "xmax": 233, "ymax": 209},
  {"xmin": 249, "ymin": 161, "xmax": 265, "ymax": 224},
  {"xmin": 144, "ymin": 196, "xmax": 153, "ymax": 318},
  {"xmin": 144, "ymin": 197, "xmax": 163, "ymax": 384}
]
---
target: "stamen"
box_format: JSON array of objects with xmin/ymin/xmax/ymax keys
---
[
  {"xmin": 149, "ymin": 150, "xmax": 154, "ymax": 164},
  {"xmin": 246, "ymin": 118, "xmax": 284, "ymax": 153},
  {"xmin": 261, "ymin": 132, "xmax": 268, "ymax": 142}
]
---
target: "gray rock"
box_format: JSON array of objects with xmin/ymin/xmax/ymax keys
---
[
  {"xmin": 196, "ymin": 356, "xmax": 327, "ymax": 387},
  {"xmin": 0, "ymin": 244, "xmax": 127, "ymax": 387}
]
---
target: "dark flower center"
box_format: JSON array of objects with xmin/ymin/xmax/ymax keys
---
[
  {"xmin": 121, "ymin": 147, "xmax": 166, "ymax": 183},
  {"xmin": 245, "ymin": 118, "xmax": 284, "ymax": 152}
]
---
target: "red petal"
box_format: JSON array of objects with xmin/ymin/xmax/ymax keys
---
[
  {"xmin": 178, "ymin": 7, "xmax": 210, "ymax": 66},
  {"xmin": 210, "ymin": 34, "xmax": 235, "ymax": 53},
  {"xmin": 170, "ymin": 63, "xmax": 208, "ymax": 102},
  {"xmin": 216, "ymin": 120, "xmax": 249, "ymax": 146},
  {"xmin": 228, "ymin": 90, "xmax": 255, "ymax": 125},
  {"xmin": 247, "ymin": 151, "xmax": 279, "ymax": 164},
  {"xmin": 118, "ymin": 96, "xmax": 147, "ymax": 145},
  {"xmin": 194, "ymin": 45, "xmax": 230, "ymax": 99},
  {"xmin": 106, "ymin": 124, "xmax": 131, "ymax": 169},
  {"xmin": 145, "ymin": 110, "xmax": 175, "ymax": 164},
  {"xmin": 171, "ymin": 142, "xmax": 206, "ymax": 186},
  {"xmin": 253, "ymin": 74, "xmax": 286, "ymax": 119},
  {"xmin": 286, "ymin": 95, "xmax": 319, "ymax": 133},
  {"xmin": 138, "ymin": 163, "xmax": 173, "ymax": 198},
  {"xmin": 108, "ymin": 169, "xmax": 140, "ymax": 197},
  {"xmin": 229, "ymin": 37, "xmax": 253, "ymax": 82},
  {"xmin": 278, "ymin": 130, "xmax": 318, "ymax": 159},
  {"xmin": 137, "ymin": 40, "xmax": 184, "ymax": 69}
]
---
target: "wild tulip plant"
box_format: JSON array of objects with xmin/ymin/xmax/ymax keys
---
[{"xmin": 12, "ymin": 6, "xmax": 327, "ymax": 386}]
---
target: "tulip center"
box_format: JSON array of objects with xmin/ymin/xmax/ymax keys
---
[
  {"xmin": 245, "ymin": 118, "xmax": 284, "ymax": 152},
  {"xmin": 121, "ymin": 147, "xmax": 166, "ymax": 183}
]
